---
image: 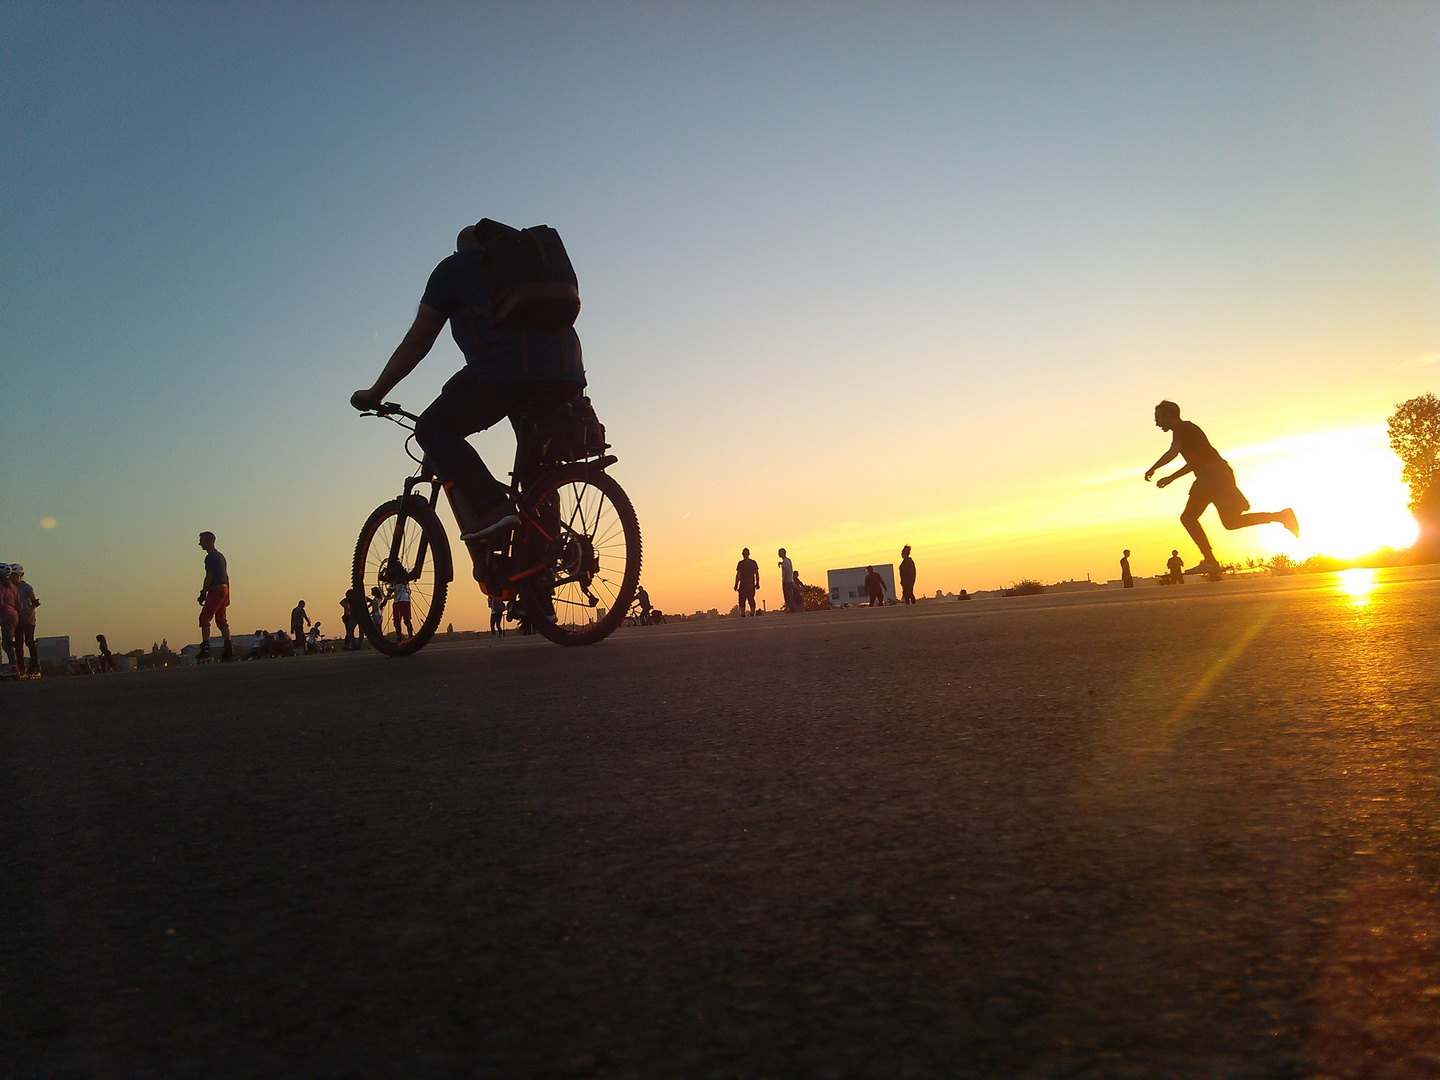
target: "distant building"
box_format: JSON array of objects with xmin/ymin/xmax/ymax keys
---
[
  {"xmin": 828, "ymin": 564, "xmax": 897, "ymax": 606},
  {"xmin": 37, "ymin": 636, "xmax": 71, "ymax": 663}
]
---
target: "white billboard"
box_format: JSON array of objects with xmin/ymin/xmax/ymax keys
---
[{"xmin": 827, "ymin": 564, "xmax": 896, "ymax": 606}]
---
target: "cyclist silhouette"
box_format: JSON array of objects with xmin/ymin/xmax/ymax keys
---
[{"xmin": 351, "ymin": 223, "xmax": 586, "ymax": 540}]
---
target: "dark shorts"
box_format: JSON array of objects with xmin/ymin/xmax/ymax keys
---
[{"xmin": 1185, "ymin": 467, "xmax": 1250, "ymax": 522}]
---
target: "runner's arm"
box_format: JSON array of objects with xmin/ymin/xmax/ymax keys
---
[
  {"xmin": 1156, "ymin": 463, "xmax": 1193, "ymax": 488},
  {"xmin": 351, "ymin": 303, "xmax": 448, "ymax": 410},
  {"xmin": 1144, "ymin": 438, "xmax": 1180, "ymax": 481}
]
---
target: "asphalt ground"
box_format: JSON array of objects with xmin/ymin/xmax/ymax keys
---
[{"xmin": 4, "ymin": 568, "xmax": 1440, "ymax": 1079}]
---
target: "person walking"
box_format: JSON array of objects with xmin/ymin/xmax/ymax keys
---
[
  {"xmin": 899, "ymin": 546, "xmax": 917, "ymax": 605},
  {"xmin": 196, "ymin": 532, "xmax": 232, "ymax": 661},
  {"xmin": 778, "ymin": 548, "xmax": 797, "ymax": 612},
  {"xmin": 291, "ymin": 600, "xmax": 311, "ymax": 653},
  {"xmin": 734, "ymin": 548, "xmax": 760, "ymax": 617},
  {"xmin": 864, "ymin": 565, "xmax": 887, "ymax": 607},
  {"xmin": 1120, "ymin": 549, "xmax": 1134, "ymax": 589},
  {"xmin": 12, "ymin": 565, "xmax": 40, "ymax": 676},
  {"xmin": 96, "ymin": 634, "xmax": 118, "ymax": 673},
  {"xmin": 1146, "ymin": 400, "xmax": 1298, "ymax": 575}
]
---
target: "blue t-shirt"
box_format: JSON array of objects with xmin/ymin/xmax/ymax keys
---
[
  {"xmin": 421, "ymin": 251, "xmax": 585, "ymax": 385},
  {"xmin": 204, "ymin": 549, "xmax": 228, "ymax": 589}
]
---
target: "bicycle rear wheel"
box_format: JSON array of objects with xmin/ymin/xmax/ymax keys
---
[
  {"xmin": 353, "ymin": 495, "xmax": 449, "ymax": 656},
  {"xmin": 515, "ymin": 467, "xmax": 641, "ymax": 646}
]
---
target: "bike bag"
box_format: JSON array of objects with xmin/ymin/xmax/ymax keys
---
[
  {"xmin": 521, "ymin": 396, "xmax": 608, "ymax": 464},
  {"xmin": 474, "ymin": 219, "xmax": 581, "ymax": 331}
]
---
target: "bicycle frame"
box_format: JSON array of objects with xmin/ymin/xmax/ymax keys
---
[
  {"xmin": 366, "ymin": 405, "xmax": 454, "ymax": 589},
  {"xmin": 365, "ymin": 401, "xmax": 619, "ymax": 599}
]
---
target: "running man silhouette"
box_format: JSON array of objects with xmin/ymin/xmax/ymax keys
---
[
  {"xmin": 734, "ymin": 548, "xmax": 760, "ymax": 617},
  {"xmin": 1145, "ymin": 401, "xmax": 1298, "ymax": 576}
]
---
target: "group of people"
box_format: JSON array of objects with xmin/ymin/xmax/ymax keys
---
[
  {"xmin": 0, "ymin": 563, "xmax": 40, "ymax": 679},
  {"xmin": 1118, "ymin": 547, "xmax": 1191, "ymax": 587},
  {"xmin": 732, "ymin": 544, "xmax": 919, "ymax": 614},
  {"xmin": 731, "ymin": 547, "xmax": 814, "ymax": 614}
]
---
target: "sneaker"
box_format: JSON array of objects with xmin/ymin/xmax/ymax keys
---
[
  {"xmin": 1280, "ymin": 508, "xmax": 1300, "ymax": 537},
  {"xmin": 460, "ymin": 502, "xmax": 519, "ymax": 542},
  {"xmin": 1187, "ymin": 559, "xmax": 1222, "ymax": 576}
]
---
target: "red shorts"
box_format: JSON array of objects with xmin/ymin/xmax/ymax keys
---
[
  {"xmin": 200, "ymin": 585, "xmax": 230, "ymax": 629},
  {"xmin": 392, "ymin": 600, "xmax": 412, "ymax": 620}
]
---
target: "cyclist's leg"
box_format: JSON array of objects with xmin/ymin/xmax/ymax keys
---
[{"xmin": 415, "ymin": 369, "xmax": 514, "ymax": 510}]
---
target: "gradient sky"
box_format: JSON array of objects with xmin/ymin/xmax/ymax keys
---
[{"xmin": 3, "ymin": 2, "xmax": 1437, "ymax": 652}]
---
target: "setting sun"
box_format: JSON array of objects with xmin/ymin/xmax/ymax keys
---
[{"xmin": 1233, "ymin": 427, "xmax": 1418, "ymax": 561}]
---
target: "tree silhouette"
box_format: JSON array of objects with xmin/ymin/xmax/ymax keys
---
[
  {"xmin": 1388, "ymin": 393, "xmax": 1440, "ymax": 554},
  {"xmin": 796, "ymin": 582, "xmax": 830, "ymax": 611}
]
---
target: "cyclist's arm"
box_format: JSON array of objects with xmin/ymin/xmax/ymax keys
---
[{"xmin": 351, "ymin": 303, "xmax": 448, "ymax": 410}]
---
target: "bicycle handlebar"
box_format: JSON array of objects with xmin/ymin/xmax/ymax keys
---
[{"xmin": 361, "ymin": 402, "xmax": 420, "ymax": 424}]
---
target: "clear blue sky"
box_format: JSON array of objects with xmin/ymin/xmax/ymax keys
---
[{"xmin": 3, "ymin": 3, "xmax": 1436, "ymax": 650}]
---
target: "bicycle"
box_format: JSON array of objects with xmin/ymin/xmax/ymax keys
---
[{"xmin": 352, "ymin": 399, "xmax": 641, "ymax": 652}]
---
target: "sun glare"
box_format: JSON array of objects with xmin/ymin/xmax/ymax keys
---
[
  {"xmin": 1234, "ymin": 427, "xmax": 1417, "ymax": 561},
  {"xmin": 1335, "ymin": 567, "xmax": 1377, "ymax": 606}
]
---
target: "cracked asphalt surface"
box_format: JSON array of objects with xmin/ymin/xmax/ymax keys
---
[{"xmin": 4, "ymin": 567, "xmax": 1440, "ymax": 1078}]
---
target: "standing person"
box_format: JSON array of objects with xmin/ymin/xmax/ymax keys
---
[
  {"xmin": 1120, "ymin": 549, "xmax": 1134, "ymax": 589},
  {"xmin": 392, "ymin": 581, "xmax": 414, "ymax": 642},
  {"xmin": 1167, "ymin": 549, "xmax": 1185, "ymax": 584},
  {"xmin": 196, "ymin": 532, "xmax": 232, "ymax": 661},
  {"xmin": 1146, "ymin": 400, "xmax": 1299, "ymax": 575},
  {"xmin": 864, "ymin": 565, "xmax": 887, "ymax": 607},
  {"xmin": 0, "ymin": 566, "xmax": 19, "ymax": 678},
  {"xmin": 734, "ymin": 548, "xmax": 760, "ymax": 617},
  {"xmin": 12, "ymin": 565, "xmax": 40, "ymax": 676},
  {"xmin": 96, "ymin": 634, "xmax": 118, "ymax": 673},
  {"xmin": 350, "ymin": 220, "xmax": 586, "ymax": 542},
  {"xmin": 489, "ymin": 594, "xmax": 505, "ymax": 636},
  {"xmin": 291, "ymin": 600, "xmax": 311, "ymax": 653},
  {"xmin": 778, "ymin": 548, "xmax": 796, "ymax": 612},
  {"xmin": 369, "ymin": 586, "xmax": 386, "ymax": 627},
  {"xmin": 339, "ymin": 593, "xmax": 359, "ymax": 651},
  {"xmin": 899, "ymin": 546, "xmax": 917, "ymax": 605}
]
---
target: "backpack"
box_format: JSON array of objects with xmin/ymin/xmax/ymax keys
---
[
  {"xmin": 474, "ymin": 219, "xmax": 580, "ymax": 330},
  {"xmin": 519, "ymin": 396, "xmax": 608, "ymax": 465}
]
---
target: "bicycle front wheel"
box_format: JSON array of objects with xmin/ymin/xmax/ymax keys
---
[
  {"xmin": 353, "ymin": 495, "xmax": 449, "ymax": 656},
  {"xmin": 515, "ymin": 467, "xmax": 641, "ymax": 646}
]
